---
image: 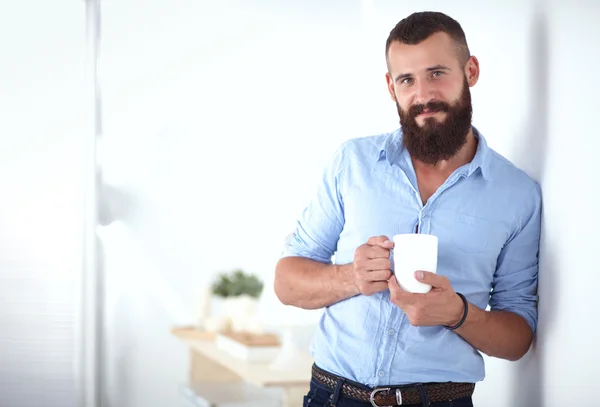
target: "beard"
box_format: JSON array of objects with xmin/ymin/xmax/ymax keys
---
[{"xmin": 397, "ymin": 78, "xmax": 473, "ymax": 165}]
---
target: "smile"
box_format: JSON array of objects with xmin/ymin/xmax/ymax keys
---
[{"xmin": 418, "ymin": 110, "xmax": 441, "ymax": 117}]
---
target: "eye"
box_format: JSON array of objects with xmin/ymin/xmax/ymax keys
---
[
  {"xmin": 432, "ymin": 71, "xmax": 444, "ymax": 77},
  {"xmin": 401, "ymin": 77, "xmax": 413, "ymax": 85}
]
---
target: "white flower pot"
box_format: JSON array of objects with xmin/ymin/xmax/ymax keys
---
[{"xmin": 211, "ymin": 294, "xmax": 260, "ymax": 333}]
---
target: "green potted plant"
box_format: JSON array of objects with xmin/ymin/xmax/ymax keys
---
[
  {"xmin": 211, "ymin": 269, "xmax": 263, "ymax": 299},
  {"xmin": 209, "ymin": 269, "xmax": 264, "ymax": 332}
]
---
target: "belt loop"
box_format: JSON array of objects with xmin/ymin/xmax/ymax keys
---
[
  {"xmin": 415, "ymin": 384, "xmax": 430, "ymax": 406},
  {"xmin": 329, "ymin": 378, "xmax": 346, "ymax": 407}
]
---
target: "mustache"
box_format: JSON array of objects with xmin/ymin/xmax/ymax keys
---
[{"xmin": 409, "ymin": 101, "xmax": 450, "ymax": 116}]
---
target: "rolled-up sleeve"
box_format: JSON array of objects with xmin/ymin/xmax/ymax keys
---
[
  {"xmin": 489, "ymin": 182, "xmax": 542, "ymax": 333},
  {"xmin": 281, "ymin": 145, "xmax": 346, "ymax": 264}
]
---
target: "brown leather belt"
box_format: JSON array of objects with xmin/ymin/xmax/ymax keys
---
[{"xmin": 312, "ymin": 364, "xmax": 475, "ymax": 406}]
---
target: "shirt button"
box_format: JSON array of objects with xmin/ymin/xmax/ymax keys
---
[
  {"xmin": 378, "ymin": 371, "xmax": 385, "ymax": 377},
  {"xmin": 388, "ymin": 329, "xmax": 395, "ymax": 336}
]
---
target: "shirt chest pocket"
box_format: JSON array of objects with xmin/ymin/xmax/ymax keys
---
[{"xmin": 452, "ymin": 214, "xmax": 492, "ymax": 253}]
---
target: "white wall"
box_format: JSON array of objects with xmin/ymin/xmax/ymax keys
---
[
  {"xmin": 535, "ymin": 1, "xmax": 600, "ymax": 404},
  {"xmin": 99, "ymin": 2, "xmax": 369, "ymax": 405},
  {"xmin": 0, "ymin": 1, "xmax": 88, "ymax": 407},
  {"xmin": 98, "ymin": 1, "xmax": 600, "ymax": 407}
]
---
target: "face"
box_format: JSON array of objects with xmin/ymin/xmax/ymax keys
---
[{"xmin": 385, "ymin": 32, "xmax": 480, "ymax": 164}]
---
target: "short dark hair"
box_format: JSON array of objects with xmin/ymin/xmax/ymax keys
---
[{"xmin": 385, "ymin": 11, "xmax": 471, "ymax": 68}]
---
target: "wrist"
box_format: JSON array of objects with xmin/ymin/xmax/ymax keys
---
[
  {"xmin": 447, "ymin": 293, "xmax": 464, "ymax": 325},
  {"xmin": 336, "ymin": 263, "xmax": 360, "ymax": 297},
  {"xmin": 444, "ymin": 292, "xmax": 469, "ymax": 330}
]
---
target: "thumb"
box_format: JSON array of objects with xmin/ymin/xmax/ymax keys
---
[{"xmin": 414, "ymin": 270, "xmax": 439, "ymax": 285}]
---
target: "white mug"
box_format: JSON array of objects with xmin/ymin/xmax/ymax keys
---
[{"xmin": 392, "ymin": 233, "xmax": 438, "ymax": 294}]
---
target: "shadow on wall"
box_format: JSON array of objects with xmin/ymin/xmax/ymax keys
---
[
  {"xmin": 510, "ymin": 5, "xmax": 554, "ymax": 407},
  {"xmin": 99, "ymin": 222, "xmax": 190, "ymax": 407}
]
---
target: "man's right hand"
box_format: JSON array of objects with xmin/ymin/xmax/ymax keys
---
[{"xmin": 352, "ymin": 235, "xmax": 394, "ymax": 296}]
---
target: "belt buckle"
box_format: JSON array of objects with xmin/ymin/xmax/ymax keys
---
[{"xmin": 369, "ymin": 387, "xmax": 402, "ymax": 406}]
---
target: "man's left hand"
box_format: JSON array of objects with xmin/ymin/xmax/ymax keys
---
[{"xmin": 388, "ymin": 271, "xmax": 464, "ymax": 327}]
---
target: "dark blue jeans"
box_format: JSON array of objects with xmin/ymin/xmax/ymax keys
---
[{"xmin": 303, "ymin": 378, "xmax": 474, "ymax": 407}]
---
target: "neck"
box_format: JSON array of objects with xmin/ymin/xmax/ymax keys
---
[{"xmin": 412, "ymin": 128, "xmax": 478, "ymax": 175}]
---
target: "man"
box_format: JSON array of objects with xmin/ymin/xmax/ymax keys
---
[{"xmin": 275, "ymin": 11, "xmax": 542, "ymax": 407}]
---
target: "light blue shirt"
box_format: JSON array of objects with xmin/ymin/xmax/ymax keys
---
[{"xmin": 281, "ymin": 127, "xmax": 542, "ymax": 386}]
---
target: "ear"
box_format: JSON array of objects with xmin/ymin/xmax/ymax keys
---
[
  {"xmin": 464, "ymin": 55, "xmax": 480, "ymax": 87},
  {"xmin": 385, "ymin": 72, "xmax": 396, "ymax": 101}
]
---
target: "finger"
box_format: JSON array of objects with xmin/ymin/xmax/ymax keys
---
[
  {"xmin": 388, "ymin": 276, "xmax": 413, "ymax": 304},
  {"xmin": 365, "ymin": 257, "xmax": 391, "ymax": 271},
  {"xmin": 360, "ymin": 269, "xmax": 392, "ymax": 282},
  {"xmin": 388, "ymin": 275, "xmax": 412, "ymax": 297},
  {"xmin": 388, "ymin": 274, "xmax": 401, "ymax": 291},
  {"xmin": 364, "ymin": 245, "xmax": 392, "ymax": 260},
  {"xmin": 414, "ymin": 271, "xmax": 449, "ymax": 288},
  {"xmin": 366, "ymin": 235, "xmax": 394, "ymax": 249}
]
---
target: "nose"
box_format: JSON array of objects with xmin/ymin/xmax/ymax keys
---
[{"xmin": 413, "ymin": 79, "xmax": 435, "ymax": 105}]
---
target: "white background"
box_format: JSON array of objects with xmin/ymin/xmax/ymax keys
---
[{"xmin": 1, "ymin": 1, "xmax": 599, "ymax": 406}]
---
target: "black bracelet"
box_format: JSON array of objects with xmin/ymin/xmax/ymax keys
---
[{"xmin": 444, "ymin": 292, "xmax": 469, "ymax": 330}]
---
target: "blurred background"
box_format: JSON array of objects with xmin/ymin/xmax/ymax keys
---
[{"xmin": 0, "ymin": 0, "xmax": 599, "ymax": 406}]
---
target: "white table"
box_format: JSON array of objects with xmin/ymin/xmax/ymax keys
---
[{"xmin": 172, "ymin": 327, "xmax": 312, "ymax": 407}]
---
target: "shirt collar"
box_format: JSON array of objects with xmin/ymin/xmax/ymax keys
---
[
  {"xmin": 468, "ymin": 127, "xmax": 491, "ymax": 180},
  {"xmin": 376, "ymin": 129, "xmax": 404, "ymax": 166},
  {"xmin": 377, "ymin": 126, "xmax": 491, "ymax": 180}
]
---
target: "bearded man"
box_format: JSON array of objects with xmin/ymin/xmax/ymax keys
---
[{"xmin": 275, "ymin": 11, "xmax": 542, "ymax": 407}]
